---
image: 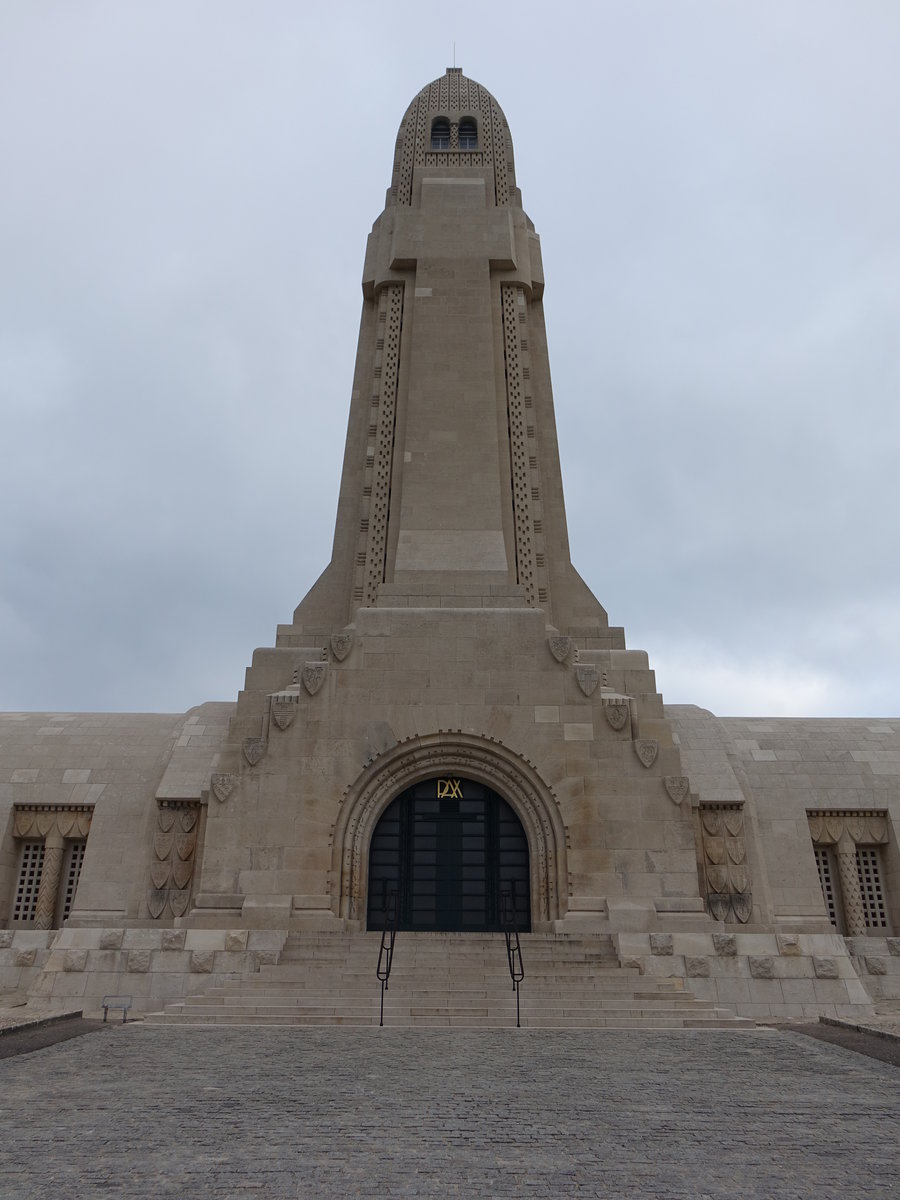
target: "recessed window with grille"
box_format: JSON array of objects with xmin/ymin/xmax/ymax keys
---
[
  {"xmin": 814, "ymin": 846, "xmax": 839, "ymax": 928},
  {"xmin": 13, "ymin": 841, "xmax": 45, "ymax": 923},
  {"xmin": 458, "ymin": 117, "xmax": 477, "ymax": 149},
  {"xmin": 59, "ymin": 840, "xmax": 87, "ymax": 924},
  {"xmin": 856, "ymin": 847, "xmax": 888, "ymax": 929},
  {"xmin": 431, "ymin": 117, "xmax": 450, "ymax": 150}
]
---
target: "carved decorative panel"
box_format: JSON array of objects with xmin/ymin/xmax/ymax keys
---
[
  {"xmin": 602, "ymin": 700, "xmax": 629, "ymax": 732},
  {"xmin": 331, "ymin": 631, "xmax": 354, "ymax": 661},
  {"xmin": 634, "ymin": 740, "xmax": 658, "ymax": 769},
  {"xmin": 301, "ymin": 662, "xmax": 328, "ymax": 696},
  {"xmin": 211, "ymin": 773, "xmax": 236, "ymax": 804},
  {"xmin": 700, "ymin": 803, "xmax": 751, "ymax": 924},
  {"xmin": 664, "ymin": 776, "xmax": 690, "ymax": 806},
  {"xmin": 242, "ymin": 738, "xmax": 266, "ymax": 767},
  {"xmin": 354, "ymin": 283, "xmax": 404, "ymax": 607},
  {"xmin": 575, "ymin": 665, "xmax": 599, "ymax": 697},
  {"xmin": 502, "ymin": 284, "xmax": 545, "ymax": 607},
  {"xmin": 146, "ymin": 801, "xmax": 201, "ymax": 920},
  {"xmin": 548, "ymin": 635, "xmax": 571, "ymax": 663}
]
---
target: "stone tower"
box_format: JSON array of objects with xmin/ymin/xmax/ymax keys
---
[
  {"xmin": 189, "ymin": 68, "xmax": 710, "ymax": 937},
  {"xmin": 6, "ymin": 70, "xmax": 893, "ymax": 1023}
]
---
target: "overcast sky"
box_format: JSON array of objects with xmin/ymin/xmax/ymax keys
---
[{"xmin": 2, "ymin": 1, "xmax": 898, "ymax": 718}]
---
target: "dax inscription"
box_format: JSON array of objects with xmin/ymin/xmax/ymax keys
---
[{"xmin": 436, "ymin": 778, "xmax": 463, "ymax": 799}]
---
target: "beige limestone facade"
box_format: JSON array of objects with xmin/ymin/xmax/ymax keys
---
[{"xmin": 2, "ymin": 70, "xmax": 898, "ymax": 1021}]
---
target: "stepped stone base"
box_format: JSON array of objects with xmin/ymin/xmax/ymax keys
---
[
  {"xmin": 6, "ymin": 927, "xmax": 888, "ymax": 1023},
  {"xmin": 144, "ymin": 932, "xmax": 753, "ymax": 1029}
]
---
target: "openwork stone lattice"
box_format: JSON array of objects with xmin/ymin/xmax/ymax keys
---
[
  {"xmin": 392, "ymin": 71, "xmax": 515, "ymax": 207},
  {"xmin": 13, "ymin": 805, "xmax": 93, "ymax": 929},
  {"xmin": 331, "ymin": 732, "xmax": 568, "ymax": 929},
  {"xmin": 502, "ymin": 284, "xmax": 547, "ymax": 608},
  {"xmin": 699, "ymin": 803, "xmax": 751, "ymax": 924},
  {"xmin": 808, "ymin": 810, "xmax": 889, "ymax": 936},
  {"xmin": 354, "ymin": 283, "xmax": 404, "ymax": 606}
]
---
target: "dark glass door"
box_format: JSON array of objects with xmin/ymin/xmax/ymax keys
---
[{"xmin": 367, "ymin": 777, "xmax": 530, "ymax": 932}]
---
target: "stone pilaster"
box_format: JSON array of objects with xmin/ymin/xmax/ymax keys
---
[
  {"xmin": 33, "ymin": 831, "xmax": 65, "ymax": 930},
  {"xmin": 836, "ymin": 832, "xmax": 867, "ymax": 937}
]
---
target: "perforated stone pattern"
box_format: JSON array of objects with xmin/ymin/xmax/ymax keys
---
[
  {"xmin": 391, "ymin": 72, "xmax": 513, "ymax": 207},
  {"xmin": 501, "ymin": 284, "xmax": 547, "ymax": 608},
  {"xmin": 60, "ymin": 839, "xmax": 86, "ymax": 923},
  {"xmin": 814, "ymin": 845, "xmax": 838, "ymax": 928},
  {"xmin": 856, "ymin": 847, "xmax": 888, "ymax": 929},
  {"xmin": 12, "ymin": 840, "xmax": 44, "ymax": 922},
  {"xmin": 354, "ymin": 283, "xmax": 404, "ymax": 606}
]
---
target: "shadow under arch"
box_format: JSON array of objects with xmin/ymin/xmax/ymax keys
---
[{"xmin": 331, "ymin": 732, "xmax": 568, "ymax": 930}]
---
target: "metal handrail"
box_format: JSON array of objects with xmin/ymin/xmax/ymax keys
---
[
  {"xmin": 500, "ymin": 885, "xmax": 524, "ymax": 1028},
  {"xmin": 376, "ymin": 886, "xmax": 399, "ymax": 1027}
]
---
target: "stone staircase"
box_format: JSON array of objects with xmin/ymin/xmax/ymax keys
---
[{"xmin": 145, "ymin": 932, "xmax": 752, "ymax": 1028}]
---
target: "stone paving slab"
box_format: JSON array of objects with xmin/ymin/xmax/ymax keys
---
[
  {"xmin": 0, "ymin": 1007, "xmax": 84, "ymax": 1034},
  {"xmin": 0, "ymin": 1026, "xmax": 897, "ymax": 1198}
]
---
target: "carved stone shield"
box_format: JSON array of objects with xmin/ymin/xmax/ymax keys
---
[
  {"xmin": 701, "ymin": 809, "xmax": 723, "ymax": 837},
  {"xmin": 175, "ymin": 832, "xmax": 196, "ymax": 862},
  {"xmin": 157, "ymin": 808, "xmax": 177, "ymax": 833},
  {"xmin": 243, "ymin": 738, "xmax": 266, "ymax": 766},
  {"xmin": 56, "ymin": 811, "xmax": 76, "ymax": 837},
  {"xmin": 846, "ymin": 815, "xmax": 865, "ymax": 844},
  {"xmin": 331, "ymin": 631, "xmax": 354, "ymax": 661},
  {"xmin": 867, "ymin": 816, "xmax": 887, "ymax": 843},
  {"xmin": 150, "ymin": 861, "xmax": 170, "ymax": 890},
  {"xmin": 574, "ymin": 665, "xmax": 599, "ymax": 697},
  {"xmin": 180, "ymin": 808, "xmax": 197, "ymax": 833},
  {"xmin": 807, "ymin": 814, "xmax": 823, "ymax": 842},
  {"xmin": 603, "ymin": 701, "xmax": 628, "ymax": 731},
  {"xmin": 708, "ymin": 893, "xmax": 730, "ymax": 922},
  {"xmin": 704, "ymin": 836, "xmax": 725, "ymax": 865},
  {"xmin": 36, "ymin": 812, "xmax": 54, "ymax": 837},
  {"xmin": 634, "ymin": 739, "xmax": 658, "ymax": 769},
  {"xmin": 548, "ymin": 635, "xmax": 572, "ymax": 663},
  {"xmin": 726, "ymin": 837, "xmax": 746, "ymax": 864},
  {"xmin": 76, "ymin": 812, "xmax": 92, "ymax": 837},
  {"xmin": 731, "ymin": 892, "xmax": 753, "ymax": 924},
  {"xmin": 172, "ymin": 860, "xmax": 193, "ymax": 889},
  {"xmin": 169, "ymin": 888, "xmax": 190, "ymax": 918},
  {"xmin": 148, "ymin": 889, "xmax": 168, "ymax": 919},
  {"xmin": 824, "ymin": 815, "xmax": 843, "ymax": 844},
  {"xmin": 271, "ymin": 693, "xmax": 298, "ymax": 730},
  {"xmin": 154, "ymin": 831, "xmax": 174, "ymax": 861},
  {"xmin": 723, "ymin": 810, "xmax": 744, "ymax": 837},
  {"xmin": 706, "ymin": 865, "xmax": 728, "ymax": 893},
  {"xmin": 664, "ymin": 776, "xmax": 689, "ymax": 805},
  {"xmin": 302, "ymin": 662, "xmax": 328, "ymax": 695},
  {"xmin": 211, "ymin": 773, "xmax": 236, "ymax": 803},
  {"xmin": 729, "ymin": 864, "xmax": 751, "ymax": 894},
  {"xmin": 13, "ymin": 811, "xmax": 34, "ymax": 836}
]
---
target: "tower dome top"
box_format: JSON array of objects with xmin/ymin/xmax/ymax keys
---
[{"xmin": 389, "ymin": 68, "xmax": 519, "ymax": 208}]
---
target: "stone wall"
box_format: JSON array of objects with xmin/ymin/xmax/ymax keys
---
[
  {"xmin": 616, "ymin": 929, "xmax": 882, "ymax": 1020},
  {"xmin": 7, "ymin": 927, "xmax": 285, "ymax": 1017}
]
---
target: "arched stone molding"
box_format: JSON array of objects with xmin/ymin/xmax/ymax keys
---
[{"xmin": 331, "ymin": 732, "xmax": 568, "ymax": 930}]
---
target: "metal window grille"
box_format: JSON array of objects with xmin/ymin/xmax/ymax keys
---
[
  {"xmin": 814, "ymin": 845, "xmax": 838, "ymax": 928},
  {"xmin": 459, "ymin": 118, "xmax": 477, "ymax": 149},
  {"xmin": 855, "ymin": 847, "xmax": 888, "ymax": 929},
  {"xmin": 13, "ymin": 841, "xmax": 45, "ymax": 922},
  {"xmin": 60, "ymin": 840, "xmax": 87, "ymax": 923}
]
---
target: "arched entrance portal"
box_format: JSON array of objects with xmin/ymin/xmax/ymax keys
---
[
  {"xmin": 366, "ymin": 776, "xmax": 531, "ymax": 932},
  {"xmin": 332, "ymin": 731, "xmax": 567, "ymax": 930}
]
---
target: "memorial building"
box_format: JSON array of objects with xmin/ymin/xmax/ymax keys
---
[{"xmin": 1, "ymin": 70, "xmax": 898, "ymax": 1023}]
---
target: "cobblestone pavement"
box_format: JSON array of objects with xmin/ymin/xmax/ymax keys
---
[{"xmin": 0, "ymin": 1026, "xmax": 897, "ymax": 1198}]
